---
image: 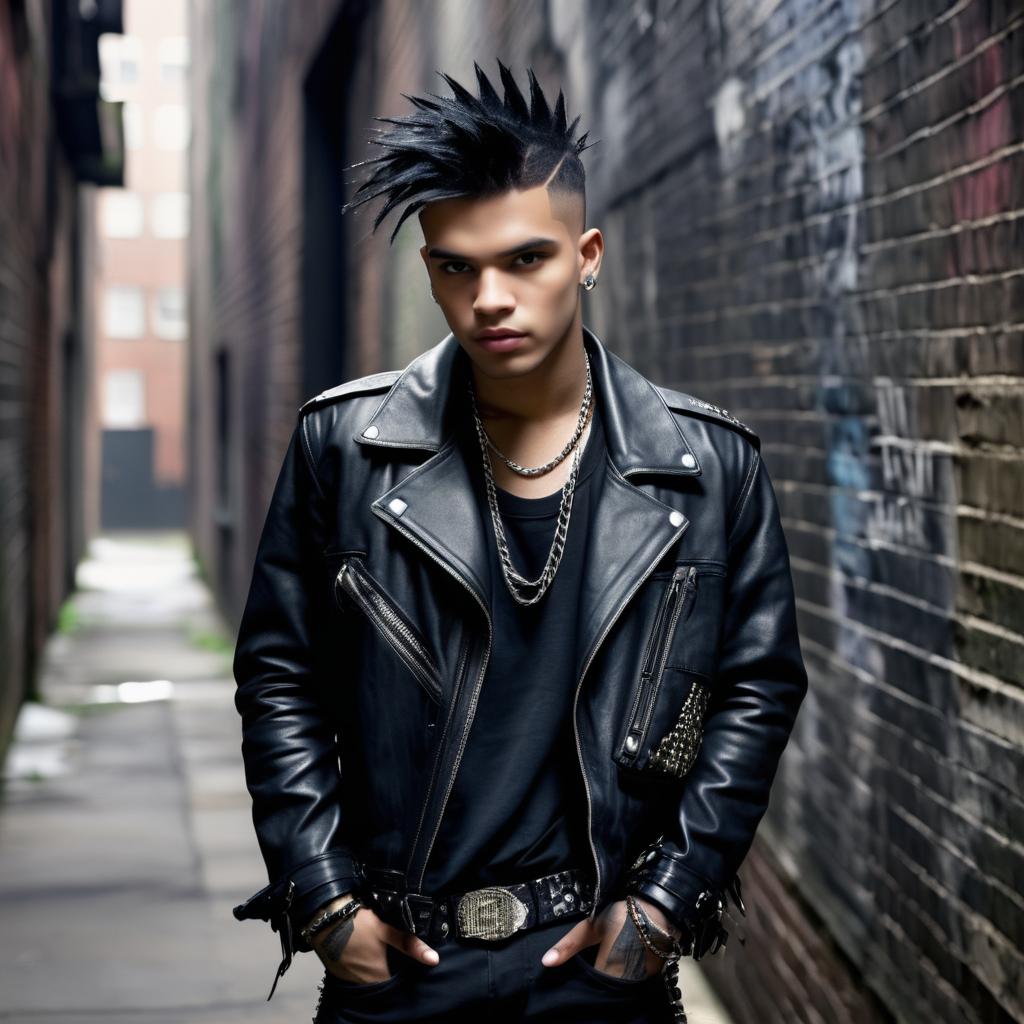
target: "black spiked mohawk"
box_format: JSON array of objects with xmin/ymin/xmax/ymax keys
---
[{"xmin": 341, "ymin": 59, "xmax": 598, "ymax": 245}]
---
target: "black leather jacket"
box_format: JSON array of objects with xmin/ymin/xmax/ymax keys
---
[{"xmin": 231, "ymin": 325, "xmax": 809, "ymax": 998}]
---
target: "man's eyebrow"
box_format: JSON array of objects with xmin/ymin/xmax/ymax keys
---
[{"xmin": 426, "ymin": 237, "xmax": 559, "ymax": 261}]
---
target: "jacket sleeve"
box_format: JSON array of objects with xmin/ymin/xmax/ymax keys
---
[
  {"xmin": 626, "ymin": 444, "xmax": 808, "ymax": 956},
  {"xmin": 231, "ymin": 410, "xmax": 363, "ymax": 999}
]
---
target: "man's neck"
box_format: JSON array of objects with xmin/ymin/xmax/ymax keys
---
[
  {"xmin": 469, "ymin": 324, "xmax": 588, "ymax": 427},
  {"xmin": 465, "ymin": 323, "xmax": 596, "ymax": 499}
]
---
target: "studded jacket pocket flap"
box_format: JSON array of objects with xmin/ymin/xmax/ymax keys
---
[{"xmin": 613, "ymin": 562, "xmax": 724, "ymax": 778}]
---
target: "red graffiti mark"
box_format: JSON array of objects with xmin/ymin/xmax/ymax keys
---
[{"xmin": 948, "ymin": 23, "xmax": 1011, "ymax": 280}]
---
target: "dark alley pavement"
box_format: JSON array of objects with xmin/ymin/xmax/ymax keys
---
[
  {"xmin": 0, "ymin": 532, "xmax": 323, "ymax": 1023},
  {"xmin": 0, "ymin": 531, "xmax": 729, "ymax": 1024}
]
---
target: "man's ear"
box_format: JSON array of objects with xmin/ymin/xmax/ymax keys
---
[{"xmin": 579, "ymin": 228, "xmax": 604, "ymax": 279}]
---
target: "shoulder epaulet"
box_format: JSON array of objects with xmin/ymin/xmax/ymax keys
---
[
  {"xmin": 299, "ymin": 370, "xmax": 402, "ymax": 416},
  {"xmin": 658, "ymin": 386, "xmax": 761, "ymax": 451}
]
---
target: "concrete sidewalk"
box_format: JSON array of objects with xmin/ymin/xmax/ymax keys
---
[
  {"xmin": 0, "ymin": 530, "xmax": 731, "ymax": 1024},
  {"xmin": 0, "ymin": 532, "xmax": 323, "ymax": 1023}
]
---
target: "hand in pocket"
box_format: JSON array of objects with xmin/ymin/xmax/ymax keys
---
[
  {"xmin": 312, "ymin": 901, "xmax": 440, "ymax": 984},
  {"xmin": 540, "ymin": 899, "xmax": 668, "ymax": 981}
]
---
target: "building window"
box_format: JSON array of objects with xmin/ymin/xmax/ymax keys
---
[
  {"xmin": 151, "ymin": 192, "xmax": 188, "ymax": 238},
  {"xmin": 98, "ymin": 35, "xmax": 141, "ymax": 100},
  {"xmin": 102, "ymin": 190, "xmax": 144, "ymax": 238},
  {"xmin": 152, "ymin": 287, "xmax": 186, "ymax": 340},
  {"xmin": 159, "ymin": 37, "xmax": 189, "ymax": 83},
  {"xmin": 103, "ymin": 370, "xmax": 146, "ymax": 427},
  {"xmin": 122, "ymin": 102, "xmax": 144, "ymax": 150},
  {"xmin": 154, "ymin": 104, "xmax": 189, "ymax": 149},
  {"xmin": 105, "ymin": 286, "xmax": 145, "ymax": 339}
]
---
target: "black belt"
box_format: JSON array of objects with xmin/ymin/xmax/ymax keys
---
[{"xmin": 359, "ymin": 866, "xmax": 595, "ymax": 945}]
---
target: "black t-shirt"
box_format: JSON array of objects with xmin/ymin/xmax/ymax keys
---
[{"xmin": 421, "ymin": 393, "xmax": 607, "ymax": 896}]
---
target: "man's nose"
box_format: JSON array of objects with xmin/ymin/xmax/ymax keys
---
[{"xmin": 473, "ymin": 268, "xmax": 515, "ymax": 314}]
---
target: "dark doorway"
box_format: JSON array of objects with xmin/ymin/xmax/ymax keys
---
[
  {"xmin": 100, "ymin": 428, "xmax": 185, "ymax": 528},
  {"xmin": 302, "ymin": 1, "xmax": 370, "ymax": 397}
]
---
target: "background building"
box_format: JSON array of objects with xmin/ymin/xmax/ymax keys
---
[
  {"xmin": 95, "ymin": 0, "xmax": 188, "ymax": 528},
  {"xmin": 0, "ymin": 0, "xmax": 123, "ymax": 753},
  {"xmin": 187, "ymin": 2, "xmax": 1022, "ymax": 1022}
]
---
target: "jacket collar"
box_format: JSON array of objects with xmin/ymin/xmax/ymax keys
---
[
  {"xmin": 353, "ymin": 324, "xmax": 702, "ymax": 479},
  {"xmin": 354, "ymin": 324, "xmax": 700, "ymax": 690}
]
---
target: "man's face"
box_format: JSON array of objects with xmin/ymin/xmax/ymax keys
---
[{"xmin": 418, "ymin": 184, "xmax": 601, "ymax": 381}]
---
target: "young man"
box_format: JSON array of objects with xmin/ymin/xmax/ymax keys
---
[{"xmin": 231, "ymin": 61, "xmax": 808, "ymax": 1024}]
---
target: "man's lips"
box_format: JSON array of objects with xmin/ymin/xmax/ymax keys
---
[
  {"xmin": 475, "ymin": 329, "xmax": 527, "ymax": 340},
  {"xmin": 474, "ymin": 332, "xmax": 528, "ymax": 350}
]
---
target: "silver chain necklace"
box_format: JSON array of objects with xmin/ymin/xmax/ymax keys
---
[
  {"xmin": 467, "ymin": 353, "xmax": 594, "ymax": 606},
  {"xmin": 480, "ymin": 355, "xmax": 595, "ymax": 477}
]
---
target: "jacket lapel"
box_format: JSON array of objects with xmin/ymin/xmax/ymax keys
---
[{"xmin": 353, "ymin": 326, "xmax": 703, "ymax": 669}]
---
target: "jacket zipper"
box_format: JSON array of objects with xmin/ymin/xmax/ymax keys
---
[
  {"xmin": 373, "ymin": 508, "xmax": 493, "ymax": 894},
  {"xmin": 626, "ymin": 570, "xmax": 678, "ymax": 726},
  {"xmin": 379, "ymin": 478, "xmax": 689, "ymax": 911},
  {"xmin": 336, "ymin": 558, "xmax": 443, "ymax": 703},
  {"xmin": 405, "ymin": 629, "xmax": 471, "ymax": 881},
  {"xmin": 623, "ymin": 564, "xmax": 698, "ymax": 758},
  {"xmin": 571, "ymin": 518, "xmax": 693, "ymax": 913}
]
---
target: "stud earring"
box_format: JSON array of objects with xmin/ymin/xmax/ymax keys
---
[{"xmin": 583, "ymin": 273, "xmax": 597, "ymax": 291}]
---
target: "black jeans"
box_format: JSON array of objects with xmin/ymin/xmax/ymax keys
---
[{"xmin": 311, "ymin": 911, "xmax": 677, "ymax": 1023}]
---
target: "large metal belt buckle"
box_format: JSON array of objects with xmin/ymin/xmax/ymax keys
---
[{"xmin": 456, "ymin": 886, "xmax": 529, "ymax": 941}]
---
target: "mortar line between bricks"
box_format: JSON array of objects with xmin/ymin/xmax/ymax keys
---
[
  {"xmin": 863, "ymin": 912, "xmax": 980, "ymax": 1024},
  {"xmin": 884, "ymin": 768, "xmax": 1024, "ymax": 869},
  {"xmin": 671, "ymin": 241, "xmax": 1024, "ymax": 294},
  {"xmin": 863, "ymin": 712, "xmax": 1024, "ymax": 804},
  {"xmin": 726, "ymin": 21, "xmax": 1024, "ymax": 186},
  {"xmin": 958, "ymin": 612, "xmax": 1024, "ymax": 647},
  {"xmin": 673, "ymin": 203, "xmax": 1024, "ymax": 264},
  {"xmin": 657, "ymin": 265, "xmax": 1024, "ymax": 322},
  {"xmin": 861, "ymin": 208, "xmax": 1024, "ymax": 252},
  {"xmin": 669, "ymin": 324, "xmax": 1024, "ymax": 352},
  {"xmin": 886, "ymin": 808, "xmax": 1024, "ymax": 920},
  {"xmin": 796, "ymin": 625, "xmax": 1023, "ymax": 715},
  {"xmin": 682, "ymin": 140, "xmax": 1024, "ymax": 236},
  {"xmin": 667, "ymin": 260, "xmax": 1024, "ymax": 307},
  {"xmin": 868, "ymin": 860, "xmax": 1019, "ymax": 1019},
  {"xmin": 862, "ymin": 0, "xmax": 973, "ymax": 70},
  {"xmin": 789, "ymin": 557, "xmax": 993, "ymax": 622},
  {"xmin": 792, "ymin": 536, "xmax": 1024, "ymax": 590},
  {"xmin": 861, "ymin": 13, "xmax": 1024, "ymax": 125},
  {"xmin": 870, "ymin": 69, "xmax": 1024, "ymax": 165},
  {"xmin": 875, "ymin": 877, "xmax": 1024, "ymax": 1024},
  {"xmin": 739, "ymin": 0, "xmax": 915, "ymax": 108},
  {"xmin": 721, "ymin": 0, "xmax": 900, "ymax": 90}
]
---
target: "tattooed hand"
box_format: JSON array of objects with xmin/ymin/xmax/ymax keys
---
[
  {"xmin": 540, "ymin": 897, "xmax": 683, "ymax": 980},
  {"xmin": 306, "ymin": 894, "xmax": 440, "ymax": 984}
]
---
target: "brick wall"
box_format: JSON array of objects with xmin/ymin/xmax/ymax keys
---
[
  {"xmin": 0, "ymin": 0, "xmax": 96, "ymax": 755},
  {"xmin": 189, "ymin": 1, "xmax": 1023, "ymax": 1020},
  {"xmin": 641, "ymin": 2, "xmax": 1021, "ymax": 1021}
]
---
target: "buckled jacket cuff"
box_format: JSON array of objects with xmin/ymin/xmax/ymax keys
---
[
  {"xmin": 626, "ymin": 847, "xmax": 743, "ymax": 960},
  {"xmin": 232, "ymin": 850, "xmax": 364, "ymax": 1000}
]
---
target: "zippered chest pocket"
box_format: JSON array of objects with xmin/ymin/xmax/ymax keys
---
[
  {"xmin": 335, "ymin": 556, "xmax": 443, "ymax": 705},
  {"xmin": 613, "ymin": 561, "xmax": 726, "ymax": 781}
]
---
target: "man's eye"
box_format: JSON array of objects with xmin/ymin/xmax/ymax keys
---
[{"xmin": 439, "ymin": 253, "xmax": 546, "ymax": 275}]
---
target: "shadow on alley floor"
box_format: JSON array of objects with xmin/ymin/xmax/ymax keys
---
[{"xmin": 0, "ymin": 530, "xmax": 732, "ymax": 1024}]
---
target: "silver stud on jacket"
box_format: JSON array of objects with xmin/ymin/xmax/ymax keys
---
[{"xmin": 648, "ymin": 679, "xmax": 710, "ymax": 778}]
